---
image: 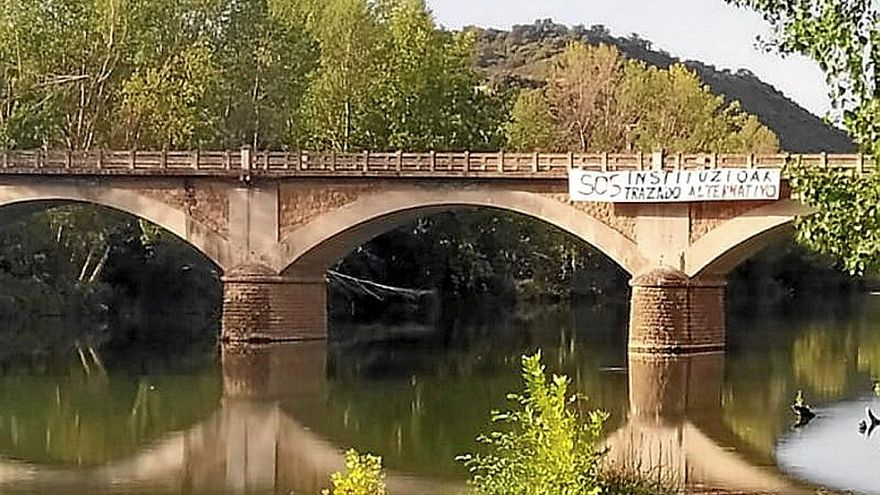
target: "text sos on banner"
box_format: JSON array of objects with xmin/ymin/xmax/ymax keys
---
[{"xmin": 568, "ymin": 168, "xmax": 781, "ymax": 203}]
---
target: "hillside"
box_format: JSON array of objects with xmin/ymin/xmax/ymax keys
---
[{"xmin": 472, "ymin": 20, "xmax": 854, "ymax": 153}]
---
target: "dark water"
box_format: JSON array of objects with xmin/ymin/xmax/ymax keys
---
[{"xmin": 1, "ymin": 298, "xmax": 880, "ymax": 494}]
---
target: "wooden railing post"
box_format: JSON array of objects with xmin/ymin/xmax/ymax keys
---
[
  {"xmin": 820, "ymin": 152, "xmax": 828, "ymax": 169},
  {"xmin": 97, "ymin": 149, "xmax": 103, "ymax": 169},
  {"xmin": 857, "ymin": 153, "xmax": 865, "ymax": 175},
  {"xmin": 363, "ymin": 151, "xmax": 370, "ymax": 173},
  {"xmin": 161, "ymin": 148, "xmax": 168, "ymax": 170},
  {"xmin": 1, "ymin": 149, "xmax": 7, "ymax": 169},
  {"xmin": 498, "ymin": 150, "xmax": 505, "ymax": 173},
  {"xmin": 396, "ymin": 150, "xmax": 403, "ymax": 173},
  {"xmin": 129, "ymin": 149, "xmax": 137, "ymax": 170},
  {"xmin": 464, "ymin": 150, "xmax": 471, "ymax": 173},
  {"xmin": 532, "ymin": 152, "xmax": 539, "ymax": 173},
  {"xmin": 601, "ymin": 152, "xmax": 608, "ymax": 172},
  {"xmin": 430, "ymin": 151, "xmax": 436, "ymax": 172},
  {"xmin": 65, "ymin": 150, "xmax": 72, "ymax": 169},
  {"xmin": 192, "ymin": 149, "xmax": 200, "ymax": 169}
]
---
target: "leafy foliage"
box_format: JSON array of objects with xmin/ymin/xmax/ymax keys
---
[
  {"xmin": 323, "ymin": 449, "xmax": 387, "ymax": 495},
  {"xmin": 300, "ymin": 0, "xmax": 505, "ymax": 151},
  {"xmin": 726, "ymin": 0, "xmax": 879, "ymax": 155},
  {"xmin": 506, "ymin": 43, "xmax": 779, "ymax": 153},
  {"xmin": 728, "ymin": 1, "xmax": 880, "ymax": 274},
  {"xmin": 458, "ymin": 352, "xmax": 608, "ymax": 495},
  {"xmin": 787, "ymin": 160, "xmax": 880, "ymax": 275}
]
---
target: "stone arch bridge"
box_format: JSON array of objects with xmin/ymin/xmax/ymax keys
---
[{"xmin": 0, "ymin": 149, "xmax": 863, "ymax": 353}]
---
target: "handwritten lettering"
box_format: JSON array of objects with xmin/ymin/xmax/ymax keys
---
[{"xmin": 569, "ymin": 169, "xmax": 781, "ymax": 203}]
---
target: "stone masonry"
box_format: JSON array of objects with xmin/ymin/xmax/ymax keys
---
[
  {"xmin": 221, "ymin": 264, "xmax": 327, "ymax": 343},
  {"xmin": 628, "ymin": 267, "xmax": 726, "ymax": 354}
]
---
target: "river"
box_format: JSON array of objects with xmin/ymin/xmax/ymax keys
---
[{"xmin": 0, "ymin": 297, "xmax": 879, "ymax": 494}]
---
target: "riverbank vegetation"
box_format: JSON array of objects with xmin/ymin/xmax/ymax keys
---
[{"xmin": 0, "ymin": 0, "xmax": 865, "ymax": 364}]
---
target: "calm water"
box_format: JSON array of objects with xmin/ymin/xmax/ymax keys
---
[{"xmin": 1, "ymin": 299, "xmax": 880, "ymax": 494}]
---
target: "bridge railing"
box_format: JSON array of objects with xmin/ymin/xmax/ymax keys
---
[{"xmin": 0, "ymin": 150, "xmax": 875, "ymax": 177}]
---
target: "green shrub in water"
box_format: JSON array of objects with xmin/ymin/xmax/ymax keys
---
[
  {"xmin": 322, "ymin": 449, "xmax": 386, "ymax": 495},
  {"xmin": 458, "ymin": 351, "xmax": 609, "ymax": 495}
]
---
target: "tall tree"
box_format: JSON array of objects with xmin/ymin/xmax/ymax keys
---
[
  {"xmin": 727, "ymin": 1, "xmax": 880, "ymax": 274},
  {"xmin": 507, "ymin": 42, "xmax": 779, "ymax": 153},
  {"xmin": 215, "ymin": 0, "xmax": 317, "ymax": 149},
  {"xmin": 374, "ymin": 0, "xmax": 505, "ymax": 150},
  {"xmin": 506, "ymin": 90, "xmax": 557, "ymax": 151},
  {"xmin": 299, "ymin": 0, "xmax": 382, "ymax": 151},
  {"xmin": 726, "ymin": 0, "xmax": 879, "ymax": 154},
  {"xmin": 544, "ymin": 43, "xmax": 628, "ymax": 152},
  {"xmin": 0, "ymin": 0, "xmax": 136, "ymax": 149},
  {"xmin": 620, "ymin": 62, "xmax": 779, "ymax": 153}
]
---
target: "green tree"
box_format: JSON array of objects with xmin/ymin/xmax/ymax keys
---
[
  {"xmin": 116, "ymin": 40, "xmax": 223, "ymax": 148},
  {"xmin": 506, "ymin": 43, "xmax": 779, "ymax": 153},
  {"xmin": 459, "ymin": 352, "xmax": 608, "ymax": 495},
  {"xmin": 300, "ymin": 0, "xmax": 382, "ymax": 151},
  {"xmin": 726, "ymin": 0, "xmax": 879, "ymax": 154},
  {"xmin": 726, "ymin": 1, "xmax": 880, "ymax": 275},
  {"xmin": 373, "ymin": 0, "xmax": 505, "ymax": 150},
  {"xmin": 214, "ymin": 0, "xmax": 317, "ymax": 149},
  {"xmin": 620, "ymin": 62, "xmax": 779, "ymax": 153},
  {"xmin": 0, "ymin": 0, "xmax": 133, "ymax": 149},
  {"xmin": 507, "ymin": 90, "xmax": 557, "ymax": 151}
]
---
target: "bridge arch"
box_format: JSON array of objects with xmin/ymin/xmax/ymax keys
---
[
  {"xmin": 683, "ymin": 199, "xmax": 814, "ymax": 278},
  {"xmin": 279, "ymin": 188, "xmax": 648, "ymax": 277},
  {"xmin": 0, "ymin": 184, "xmax": 230, "ymax": 269}
]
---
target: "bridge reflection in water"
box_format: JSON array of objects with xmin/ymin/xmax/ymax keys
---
[
  {"xmin": 0, "ymin": 344, "xmax": 813, "ymax": 494},
  {"xmin": 607, "ymin": 353, "xmax": 811, "ymax": 494}
]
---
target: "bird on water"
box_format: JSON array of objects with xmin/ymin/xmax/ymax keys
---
[
  {"xmin": 859, "ymin": 407, "xmax": 880, "ymax": 435},
  {"xmin": 791, "ymin": 390, "xmax": 816, "ymax": 427}
]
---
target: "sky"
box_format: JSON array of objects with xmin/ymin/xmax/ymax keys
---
[{"xmin": 426, "ymin": 0, "xmax": 832, "ymax": 118}]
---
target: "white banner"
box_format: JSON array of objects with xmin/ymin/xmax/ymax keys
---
[{"xmin": 568, "ymin": 168, "xmax": 781, "ymax": 203}]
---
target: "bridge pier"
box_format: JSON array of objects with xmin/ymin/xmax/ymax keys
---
[
  {"xmin": 628, "ymin": 267, "xmax": 726, "ymax": 354},
  {"xmin": 221, "ymin": 264, "xmax": 327, "ymax": 343}
]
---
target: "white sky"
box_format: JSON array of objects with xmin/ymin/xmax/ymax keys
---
[{"xmin": 426, "ymin": 0, "xmax": 832, "ymax": 118}]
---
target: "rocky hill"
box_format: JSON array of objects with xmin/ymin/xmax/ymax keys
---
[{"xmin": 472, "ymin": 20, "xmax": 854, "ymax": 153}]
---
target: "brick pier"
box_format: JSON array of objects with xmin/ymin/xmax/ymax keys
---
[
  {"xmin": 628, "ymin": 267, "xmax": 726, "ymax": 354},
  {"xmin": 221, "ymin": 264, "xmax": 327, "ymax": 342}
]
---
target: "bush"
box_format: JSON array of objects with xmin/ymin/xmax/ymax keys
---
[
  {"xmin": 323, "ymin": 449, "xmax": 386, "ymax": 495},
  {"xmin": 458, "ymin": 351, "xmax": 609, "ymax": 495}
]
